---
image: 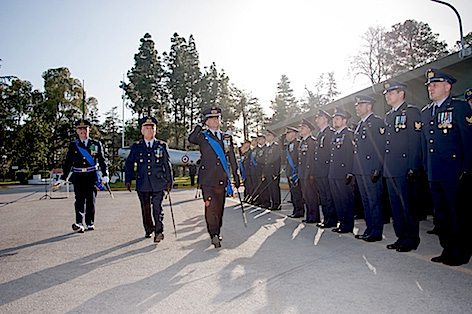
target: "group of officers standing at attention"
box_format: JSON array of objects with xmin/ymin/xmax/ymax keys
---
[{"xmin": 240, "ymin": 68, "xmax": 471, "ymax": 266}]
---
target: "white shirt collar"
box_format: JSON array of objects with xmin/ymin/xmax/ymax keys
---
[
  {"xmin": 392, "ymin": 101, "xmax": 405, "ymax": 112},
  {"xmin": 145, "ymin": 139, "xmax": 155, "ymax": 147},
  {"xmin": 434, "ymin": 96, "xmax": 449, "ymax": 108},
  {"xmin": 360, "ymin": 112, "xmax": 373, "ymax": 123},
  {"xmin": 319, "ymin": 126, "xmax": 328, "ymax": 133},
  {"xmin": 335, "ymin": 126, "xmax": 347, "ymax": 134}
]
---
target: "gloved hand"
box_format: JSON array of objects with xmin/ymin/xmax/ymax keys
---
[
  {"xmin": 101, "ymin": 176, "xmax": 109, "ymax": 185},
  {"xmin": 125, "ymin": 182, "xmax": 132, "ymax": 192},
  {"xmin": 234, "ymin": 175, "xmax": 241, "ymax": 189},
  {"xmin": 166, "ymin": 182, "xmax": 173, "ymax": 192},
  {"xmin": 371, "ymin": 170, "xmax": 380, "ymax": 183},
  {"xmin": 407, "ymin": 169, "xmax": 415, "ymax": 181},
  {"xmin": 345, "ymin": 173, "xmax": 354, "ymax": 185}
]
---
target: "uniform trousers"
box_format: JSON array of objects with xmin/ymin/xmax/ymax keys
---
[
  {"xmin": 201, "ymin": 185, "xmax": 226, "ymax": 237},
  {"xmin": 288, "ymin": 178, "xmax": 304, "ymax": 216},
  {"xmin": 300, "ymin": 176, "xmax": 320, "ymax": 222},
  {"xmin": 315, "ymin": 176, "xmax": 337, "ymax": 227},
  {"xmin": 268, "ymin": 175, "xmax": 281, "ymax": 209},
  {"xmin": 329, "ymin": 178, "xmax": 355, "ymax": 232},
  {"xmin": 73, "ymin": 174, "xmax": 97, "ymax": 226},
  {"xmin": 356, "ymin": 175, "xmax": 384, "ymax": 238},
  {"xmin": 385, "ymin": 177, "xmax": 420, "ymax": 248},
  {"xmin": 137, "ymin": 191, "xmax": 164, "ymax": 234}
]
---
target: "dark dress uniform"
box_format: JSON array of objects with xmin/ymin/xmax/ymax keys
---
[
  {"xmin": 254, "ymin": 143, "xmax": 270, "ymax": 207},
  {"xmin": 298, "ymin": 120, "xmax": 320, "ymax": 223},
  {"xmin": 240, "ymin": 148, "xmax": 251, "ymax": 198},
  {"xmin": 352, "ymin": 97, "xmax": 385, "ymax": 241},
  {"xmin": 62, "ymin": 120, "xmax": 108, "ymax": 231},
  {"xmin": 420, "ymin": 69, "xmax": 472, "ymax": 265},
  {"xmin": 383, "ymin": 82, "xmax": 422, "ymax": 251},
  {"xmin": 284, "ymin": 134, "xmax": 304, "ymax": 217},
  {"xmin": 329, "ymin": 123, "xmax": 355, "ymax": 233},
  {"xmin": 188, "ymin": 109, "xmax": 239, "ymax": 246},
  {"xmin": 264, "ymin": 139, "xmax": 281, "ymax": 210},
  {"xmin": 314, "ymin": 123, "xmax": 337, "ymax": 228},
  {"xmin": 125, "ymin": 130, "xmax": 173, "ymax": 239},
  {"xmin": 244, "ymin": 146, "xmax": 258, "ymax": 201}
]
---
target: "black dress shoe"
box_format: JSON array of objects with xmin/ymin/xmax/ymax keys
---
[
  {"xmin": 333, "ymin": 228, "xmax": 351, "ymax": 234},
  {"xmin": 396, "ymin": 245, "xmax": 413, "ymax": 252},
  {"xmin": 363, "ymin": 236, "xmax": 382, "ymax": 242},
  {"xmin": 431, "ymin": 255, "xmax": 444, "ymax": 263},
  {"xmin": 145, "ymin": 233, "xmax": 152, "ymax": 239},
  {"xmin": 154, "ymin": 233, "xmax": 164, "ymax": 243},
  {"xmin": 426, "ymin": 228, "xmax": 439, "ymax": 235},
  {"xmin": 211, "ymin": 235, "xmax": 221, "ymax": 248},
  {"xmin": 289, "ymin": 214, "xmax": 303, "ymax": 218},
  {"xmin": 302, "ymin": 220, "xmax": 317, "ymax": 224},
  {"xmin": 355, "ymin": 234, "xmax": 367, "ymax": 239},
  {"xmin": 270, "ymin": 207, "xmax": 281, "ymax": 211},
  {"xmin": 331, "ymin": 227, "xmax": 341, "ymax": 232},
  {"xmin": 386, "ymin": 243, "xmax": 399, "ymax": 250}
]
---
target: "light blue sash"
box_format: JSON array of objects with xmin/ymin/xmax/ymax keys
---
[
  {"xmin": 286, "ymin": 146, "xmax": 299, "ymax": 184},
  {"xmin": 203, "ymin": 131, "xmax": 233, "ymax": 196},
  {"xmin": 74, "ymin": 140, "xmax": 105, "ymax": 190}
]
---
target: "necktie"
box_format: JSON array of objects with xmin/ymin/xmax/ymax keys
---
[
  {"xmin": 83, "ymin": 141, "xmax": 86, "ymax": 146},
  {"xmin": 147, "ymin": 142, "xmax": 151, "ymax": 149}
]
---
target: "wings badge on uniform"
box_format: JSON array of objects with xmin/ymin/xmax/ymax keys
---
[
  {"xmin": 379, "ymin": 127, "xmax": 385, "ymax": 135},
  {"xmin": 414, "ymin": 121, "xmax": 422, "ymax": 131},
  {"xmin": 466, "ymin": 116, "xmax": 472, "ymax": 125}
]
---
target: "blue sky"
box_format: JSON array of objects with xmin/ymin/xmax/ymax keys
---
[{"xmin": 1, "ymin": 0, "xmax": 471, "ymax": 122}]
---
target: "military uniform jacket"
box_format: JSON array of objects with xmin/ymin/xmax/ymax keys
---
[
  {"xmin": 383, "ymin": 102, "xmax": 422, "ymax": 178},
  {"xmin": 284, "ymin": 140, "xmax": 300, "ymax": 178},
  {"xmin": 314, "ymin": 127, "xmax": 335, "ymax": 178},
  {"xmin": 298, "ymin": 136, "xmax": 316, "ymax": 179},
  {"xmin": 328, "ymin": 127, "xmax": 354, "ymax": 179},
  {"xmin": 62, "ymin": 139, "xmax": 108, "ymax": 184},
  {"xmin": 421, "ymin": 96, "xmax": 472, "ymax": 182},
  {"xmin": 254, "ymin": 145, "xmax": 267, "ymax": 178},
  {"xmin": 188, "ymin": 125, "xmax": 238, "ymax": 188},
  {"xmin": 241, "ymin": 150, "xmax": 251, "ymax": 180},
  {"xmin": 125, "ymin": 139, "xmax": 173, "ymax": 192},
  {"xmin": 352, "ymin": 114, "xmax": 385, "ymax": 176},
  {"xmin": 263, "ymin": 142, "xmax": 281, "ymax": 178}
]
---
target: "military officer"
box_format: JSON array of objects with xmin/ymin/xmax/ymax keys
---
[
  {"xmin": 284, "ymin": 126, "xmax": 304, "ymax": 218},
  {"xmin": 244, "ymin": 136, "xmax": 258, "ymax": 201},
  {"xmin": 239, "ymin": 140, "xmax": 251, "ymax": 198},
  {"xmin": 62, "ymin": 119, "xmax": 109, "ymax": 233},
  {"xmin": 421, "ymin": 69, "xmax": 472, "ymax": 266},
  {"xmin": 188, "ymin": 107, "xmax": 240, "ymax": 248},
  {"xmin": 125, "ymin": 116, "xmax": 173, "ymax": 243},
  {"xmin": 465, "ymin": 88, "xmax": 472, "ymax": 109},
  {"xmin": 298, "ymin": 118, "xmax": 320, "ymax": 223},
  {"xmin": 352, "ymin": 95, "xmax": 385, "ymax": 242},
  {"xmin": 314, "ymin": 110, "xmax": 337, "ymax": 228},
  {"xmin": 382, "ymin": 81, "xmax": 422, "ymax": 252},
  {"xmin": 263, "ymin": 130, "xmax": 282, "ymax": 210},
  {"xmin": 329, "ymin": 108, "xmax": 355, "ymax": 233},
  {"xmin": 253, "ymin": 134, "xmax": 270, "ymax": 207}
]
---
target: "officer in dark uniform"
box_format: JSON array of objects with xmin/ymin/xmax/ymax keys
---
[
  {"xmin": 329, "ymin": 108, "xmax": 355, "ymax": 233},
  {"xmin": 264, "ymin": 130, "xmax": 281, "ymax": 210},
  {"xmin": 239, "ymin": 140, "xmax": 251, "ymax": 198},
  {"xmin": 62, "ymin": 119, "xmax": 109, "ymax": 233},
  {"xmin": 314, "ymin": 110, "xmax": 337, "ymax": 228},
  {"xmin": 284, "ymin": 127, "xmax": 304, "ymax": 218},
  {"xmin": 253, "ymin": 134, "xmax": 270, "ymax": 207},
  {"xmin": 244, "ymin": 136, "xmax": 258, "ymax": 202},
  {"xmin": 298, "ymin": 118, "xmax": 320, "ymax": 223},
  {"xmin": 125, "ymin": 116, "xmax": 173, "ymax": 243},
  {"xmin": 465, "ymin": 88, "xmax": 472, "ymax": 109},
  {"xmin": 352, "ymin": 95, "xmax": 385, "ymax": 242},
  {"xmin": 188, "ymin": 107, "xmax": 240, "ymax": 248},
  {"xmin": 382, "ymin": 81, "xmax": 422, "ymax": 252},
  {"xmin": 420, "ymin": 69, "xmax": 472, "ymax": 266},
  {"xmin": 189, "ymin": 164, "xmax": 197, "ymax": 186}
]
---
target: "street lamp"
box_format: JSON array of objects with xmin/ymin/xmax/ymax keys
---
[{"xmin": 431, "ymin": 0, "xmax": 471, "ymax": 58}]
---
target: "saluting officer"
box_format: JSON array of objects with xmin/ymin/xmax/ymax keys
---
[
  {"xmin": 264, "ymin": 130, "xmax": 282, "ymax": 210},
  {"xmin": 125, "ymin": 116, "xmax": 173, "ymax": 243},
  {"xmin": 420, "ymin": 69, "xmax": 472, "ymax": 266},
  {"xmin": 62, "ymin": 119, "xmax": 109, "ymax": 233},
  {"xmin": 284, "ymin": 127, "xmax": 304, "ymax": 218},
  {"xmin": 329, "ymin": 108, "xmax": 355, "ymax": 233},
  {"xmin": 314, "ymin": 110, "xmax": 337, "ymax": 228},
  {"xmin": 298, "ymin": 118, "xmax": 320, "ymax": 223},
  {"xmin": 352, "ymin": 95, "xmax": 385, "ymax": 242},
  {"xmin": 382, "ymin": 81, "xmax": 422, "ymax": 252},
  {"xmin": 188, "ymin": 107, "xmax": 240, "ymax": 248}
]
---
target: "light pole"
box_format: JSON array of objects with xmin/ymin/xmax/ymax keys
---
[{"xmin": 431, "ymin": 0, "xmax": 471, "ymax": 58}]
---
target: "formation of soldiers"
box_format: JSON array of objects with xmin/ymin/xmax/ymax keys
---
[{"xmin": 239, "ymin": 68, "xmax": 472, "ymax": 267}]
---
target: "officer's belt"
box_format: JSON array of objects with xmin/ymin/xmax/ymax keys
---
[{"xmin": 72, "ymin": 166, "xmax": 98, "ymax": 173}]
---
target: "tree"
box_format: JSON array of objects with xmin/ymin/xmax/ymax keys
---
[
  {"xmin": 384, "ymin": 19, "xmax": 448, "ymax": 73},
  {"xmin": 302, "ymin": 72, "xmax": 340, "ymax": 111},
  {"xmin": 101, "ymin": 106, "xmax": 122, "ymax": 179},
  {"xmin": 350, "ymin": 26, "xmax": 392, "ymax": 85},
  {"xmin": 270, "ymin": 74, "xmax": 299, "ymax": 125},
  {"xmin": 121, "ymin": 33, "xmax": 167, "ymax": 123},
  {"xmin": 233, "ymin": 88, "xmax": 267, "ymax": 140}
]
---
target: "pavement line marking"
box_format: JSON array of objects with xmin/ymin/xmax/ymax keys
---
[
  {"xmin": 362, "ymin": 255, "xmax": 377, "ymax": 274},
  {"xmin": 253, "ymin": 209, "xmax": 271, "ymax": 219},
  {"xmin": 291, "ymin": 223, "xmax": 305, "ymax": 240},
  {"xmin": 314, "ymin": 228, "xmax": 324, "ymax": 246}
]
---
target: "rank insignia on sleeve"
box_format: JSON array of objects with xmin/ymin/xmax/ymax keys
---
[
  {"xmin": 379, "ymin": 127, "xmax": 385, "ymax": 134},
  {"xmin": 466, "ymin": 116, "xmax": 472, "ymax": 124},
  {"xmin": 414, "ymin": 121, "xmax": 422, "ymax": 130}
]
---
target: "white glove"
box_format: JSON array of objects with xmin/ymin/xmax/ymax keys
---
[
  {"xmin": 52, "ymin": 179, "xmax": 65, "ymax": 191},
  {"xmin": 101, "ymin": 176, "xmax": 109, "ymax": 184}
]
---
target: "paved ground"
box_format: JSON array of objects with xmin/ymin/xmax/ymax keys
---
[{"xmin": 0, "ymin": 186, "xmax": 471, "ymax": 313}]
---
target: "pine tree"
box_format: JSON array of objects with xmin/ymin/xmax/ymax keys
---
[{"xmin": 270, "ymin": 75, "xmax": 299, "ymax": 125}]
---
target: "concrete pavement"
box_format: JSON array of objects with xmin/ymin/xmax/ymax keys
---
[{"xmin": 0, "ymin": 186, "xmax": 470, "ymax": 313}]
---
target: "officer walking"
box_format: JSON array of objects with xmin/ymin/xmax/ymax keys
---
[
  {"xmin": 188, "ymin": 107, "xmax": 240, "ymax": 248},
  {"xmin": 62, "ymin": 119, "xmax": 109, "ymax": 233},
  {"xmin": 284, "ymin": 127, "xmax": 305, "ymax": 218},
  {"xmin": 352, "ymin": 95, "xmax": 385, "ymax": 242},
  {"xmin": 125, "ymin": 116, "xmax": 173, "ymax": 243},
  {"xmin": 420, "ymin": 69, "xmax": 472, "ymax": 266},
  {"xmin": 298, "ymin": 119, "xmax": 320, "ymax": 223},
  {"xmin": 314, "ymin": 110, "xmax": 337, "ymax": 228},
  {"xmin": 263, "ymin": 130, "xmax": 281, "ymax": 210},
  {"xmin": 329, "ymin": 108, "xmax": 355, "ymax": 233}
]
